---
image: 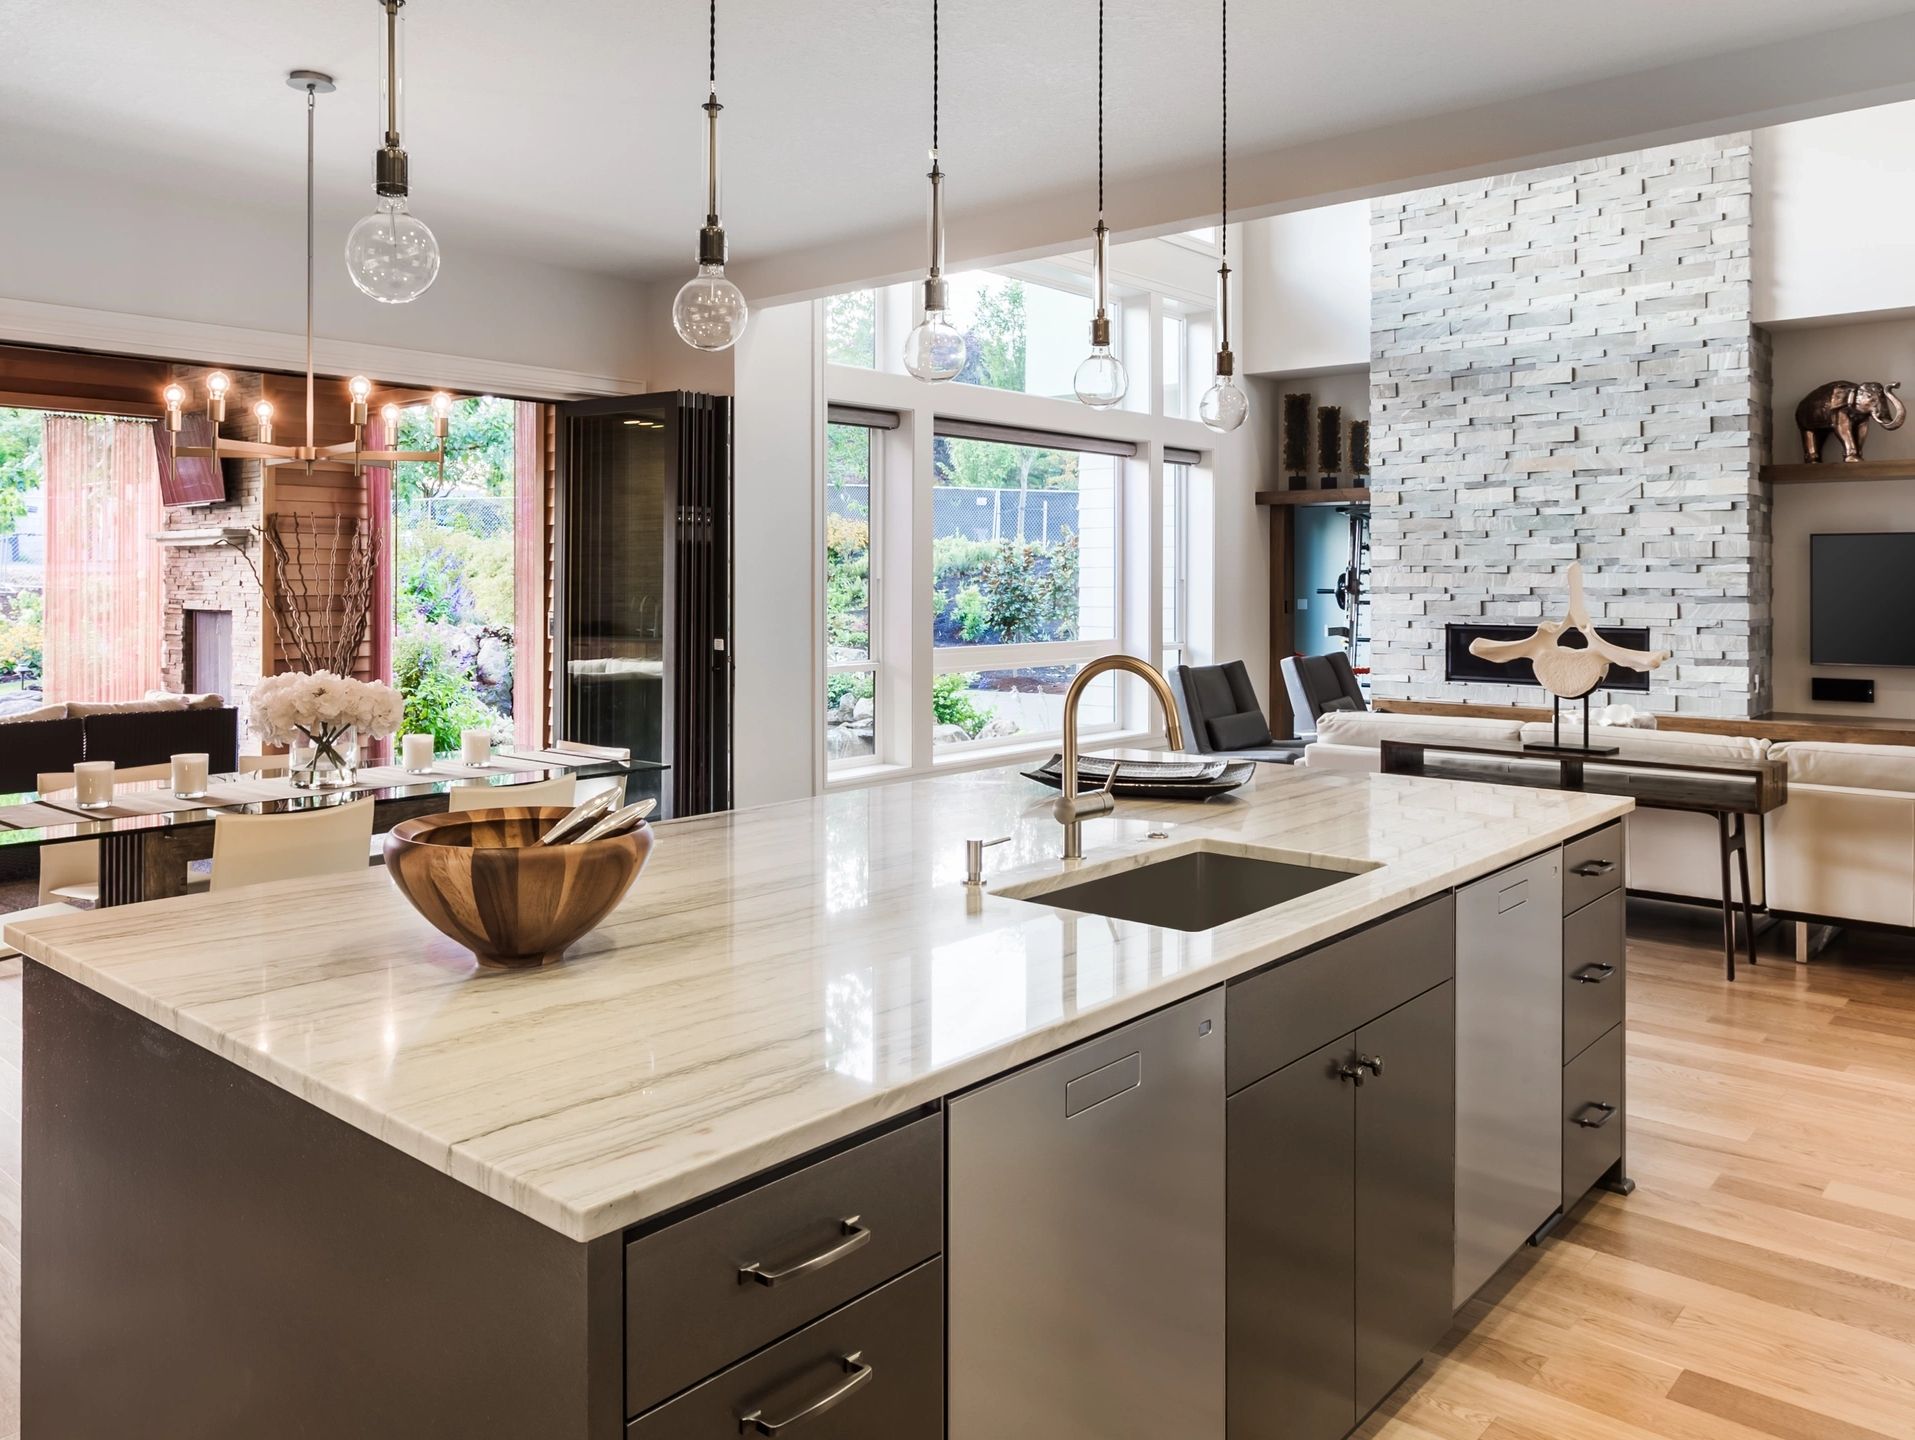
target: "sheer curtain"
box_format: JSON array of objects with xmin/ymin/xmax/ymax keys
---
[{"xmin": 42, "ymin": 414, "xmax": 164, "ymax": 703}]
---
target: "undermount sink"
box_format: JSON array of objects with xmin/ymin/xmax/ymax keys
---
[{"xmin": 1001, "ymin": 843, "xmax": 1374, "ymax": 932}]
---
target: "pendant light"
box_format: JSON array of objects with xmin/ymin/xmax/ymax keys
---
[
  {"xmin": 1199, "ymin": 0, "xmax": 1247, "ymax": 433},
  {"xmin": 903, "ymin": 0, "xmax": 967, "ymax": 383},
  {"xmin": 672, "ymin": 0, "xmax": 750, "ymax": 350},
  {"xmin": 1073, "ymin": 0, "xmax": 1127, "ymax": 409},
  {"xmin": 345, "ymin": 0, "xmax": 442, "ymax": 304}
]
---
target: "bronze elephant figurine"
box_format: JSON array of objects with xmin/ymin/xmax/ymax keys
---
[{"xmin": 1797, "ymin": 380, "xmax": 1906, "ymax": 462}]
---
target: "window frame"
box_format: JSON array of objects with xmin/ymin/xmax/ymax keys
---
[{"xmin": 824, "ymin": 416, "xmax": 884, "ymax": 774}]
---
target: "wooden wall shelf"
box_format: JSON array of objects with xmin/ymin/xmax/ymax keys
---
[
  {"xmin": 1256, "ymin": 487, "xmax": 1371, "ymax": 506},
  {"xmin": 1763, "ymin": 460, "xmax": 1915, "ymax": 485}
]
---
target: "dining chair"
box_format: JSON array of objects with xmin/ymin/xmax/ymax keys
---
[
  {"xmin": 34, "ymin": 763, "xmax": 173, "ymax": 907},
  {"xmin": 447, "ymin": 775, "xmax": 577, "ymax": 812},
  {"xmin": 209, "ymin": 800, "xmax": 376, "ymax": 893}
]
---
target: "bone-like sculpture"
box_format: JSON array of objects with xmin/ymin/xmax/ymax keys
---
[{"xmin": 1468, "ymin": 563, "xmax": 1671, "ymax": 700}]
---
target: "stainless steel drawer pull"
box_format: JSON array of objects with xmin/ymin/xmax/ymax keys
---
[
  {"xmin": 1572, "ymin": 859, "xmax": 1616, "ymax": 878},
  {"xmin": 737, "ymin": 1218, "xmax": 871, "ymax": 1287},
  {"xmin": 1572, "ymin": 1101, "xmax": 1617, "ymax": 1129},
  {"xmin": 737, "ymin": 1352, "xmax": 873, "ymax": 1435},
  {"xmin": 1571, "ymin": 962, "xmax": 1616, "ymax": 985}
]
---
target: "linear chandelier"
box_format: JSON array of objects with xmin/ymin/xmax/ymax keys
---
[{"xmin": 163, "ymin": 71, "xmax": 450, "ymax": 475}]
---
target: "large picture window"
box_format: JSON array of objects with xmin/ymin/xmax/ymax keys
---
[
  {"xmin": 929, "ymin": 430, "xmax": 1122, "ymax": 752},
  {"xmin": 942, "ymin": 272, "xmax": 1097, "ymax": 401},
  {"xmin": 826, "ymin": 418, "xmax": 879, "ymax": 769}
]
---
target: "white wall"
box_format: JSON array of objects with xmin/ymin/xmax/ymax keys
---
[
  {"xmin": 731, "ymin": 301, "xmax": 822, "ymax": 807},
  {"xmin": 0, "ymin": 146, "xmax": 649, "ymax": 396},
  {"xmin": 1240, "ymin": 203, "xmax": 1371, "ymax": 377},
  {"xmin": 1770, "ymin": 316, "xmax": 1915, "ymax": 718},
  {"xmin": 1755, "ymin": 100, "xmax": 1915, "ymax": 325}
]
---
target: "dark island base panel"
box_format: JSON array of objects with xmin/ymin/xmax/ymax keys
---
[{"xmin": 21, "ymin": 966, "xmax": 626, "ymax": 1440}]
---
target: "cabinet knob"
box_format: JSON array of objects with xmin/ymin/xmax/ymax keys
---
[
  {"xmin": 1358, "ymin": 1054, "xmax": 1384, "ymax": 1077},
  {"xmin": 1336, "ymin": 1062, "xmax": 1365, "ymax": 1087}
]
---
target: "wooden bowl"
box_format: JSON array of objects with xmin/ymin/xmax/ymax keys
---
[{"xmin": 383, "ymin": 807, "xmax": 652, "ymax": 969}]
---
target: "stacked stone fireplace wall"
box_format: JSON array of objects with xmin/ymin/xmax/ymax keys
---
[
  {"xmin": 158, "ymin": 366, "xmax": 265, "ymax": 718},
  {"xmin": 1367, "ymin": 134, "xmax": 1772, "ymax": 717}
]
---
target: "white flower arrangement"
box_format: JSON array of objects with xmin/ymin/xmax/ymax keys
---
[{"xmin": 249, "ymin": 670, "xmax": 405, "ymax": 746}]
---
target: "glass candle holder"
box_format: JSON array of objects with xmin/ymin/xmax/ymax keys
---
[
  {"xmin": 171, "ymin": 752, "xmax": 210, "ymax": 799},
  {"xmin": 460, "ymin": 729, "xmax": 492, "ymax": 766},
  {"xmin": 402, "ymin": 733, "xmax": 435, "ymax": 774},
  {"xmin": 74, "ymin": 761, "xmax": 115, "ymax": 809}
]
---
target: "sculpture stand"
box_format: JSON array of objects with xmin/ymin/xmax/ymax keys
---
[{"xmin": 1521, "ymin": 694, "xmax": 1619, "ymax": 757}]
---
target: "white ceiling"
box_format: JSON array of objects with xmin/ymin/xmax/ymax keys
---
[{"xmin": 8, "ymin": 0, "xmax": 1915, "ymax": 291}]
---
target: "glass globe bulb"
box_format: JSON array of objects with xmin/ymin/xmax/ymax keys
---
[
  {"xmin": 345, "ymin": 197, "xmax": 441, "ymax": 304},
  {"xmin": 673, "ymin": 263, "xmax": 750, "ymax": 351},
  {"xmin": 1200, "ymin": 374, "xmax": 1248, "ymax": 433},
  {"xmin": 904, "ymin": 311, "xmax": 967, "ymax": 383},
  {"xmin": 1074, "ymin": 347, "xmax": 1128, "ymax": 409}
]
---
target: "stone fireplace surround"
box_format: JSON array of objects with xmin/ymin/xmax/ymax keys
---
[{"xmin": 1366, "ymin": 134, "xmax": 1773, "ymax": 720}]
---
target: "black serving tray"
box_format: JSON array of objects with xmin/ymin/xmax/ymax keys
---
[{"xmin": 1021, "ymin": 754, "xmax": 1257, "ymax": 799}]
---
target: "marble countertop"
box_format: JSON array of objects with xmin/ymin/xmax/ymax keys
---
[{"xmin": 5, "ymin": 761, "xmax": 1630, "ymax": 1241}]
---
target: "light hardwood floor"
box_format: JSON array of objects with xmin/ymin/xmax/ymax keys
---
[{"xmin": 0, "ymin": 903, "xmax": 1911, "ymax": 1439}]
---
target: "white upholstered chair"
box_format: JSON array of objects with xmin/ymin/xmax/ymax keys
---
[
  {"xmin": 447, "ymin": 775, "xmax": 577, "ymax": 812},
  {"xmin": 208, "ymin": 800, "xmax": 375, "ymax": 893},
  {"xmin": 34, "ymin": 763, "xmax": 173, "ymax": 907}
]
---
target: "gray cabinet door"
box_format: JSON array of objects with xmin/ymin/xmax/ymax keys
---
[
  {"xmin": 1355, "ymin": 981, "xmax": 1456, "ymax": 1416},
  {"xmin": 949, "ymin": 989, "xmax": 1226, "ymax": 1440},
  {"xmin": 1454, "ymin": 850, "xmax": 1564, "ymax": 1307},
  {"xmin": 1226, "ymin": 1034, "xmax": 1357, "ymax": 1440}
]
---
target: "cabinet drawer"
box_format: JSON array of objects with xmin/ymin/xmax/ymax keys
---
[
  {"xmin": 1562, "ymin": 1024, "xmax": 1625, "ymax": 1205},
  {"xmin": 1562, "ymin": 822, "xmax": 1624, "ymax": 914},
  {"xmin": 628, "ymin": 1259, "xmax": 943, "ymax": 1440},
  {"xmin": 1564, "ymin": 888, "xmax": 1626, "ymax": 1063},
  {"xmin": 625, "ymin": 1115, "xmax": 942, "ymax": 1418},
  {"xmin": 1227, "ymin": 894, "xmax": 1455, "ymax": 1094}
]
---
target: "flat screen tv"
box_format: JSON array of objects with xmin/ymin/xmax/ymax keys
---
[
  {"xmin": 156, "ymin": 412, "xmax": 227, "ymax": 507},
  {"xmin": 1810, "ymin": 532, "xmax": 1915, "ymax": 667}
]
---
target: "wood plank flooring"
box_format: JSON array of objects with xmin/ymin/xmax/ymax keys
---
[{"xmin": 0, "ymin": 901, "xmax": 1911, "ymax": 1438}]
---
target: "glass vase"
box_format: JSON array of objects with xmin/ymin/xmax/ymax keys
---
[{"xmin": 290, "ymin": 725, "xmax": 359, "ymax": 789}]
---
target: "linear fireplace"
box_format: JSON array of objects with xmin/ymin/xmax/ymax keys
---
[{"xmin": 1444, "ymin": 623, "xmax": 1653, "ymax": 694}]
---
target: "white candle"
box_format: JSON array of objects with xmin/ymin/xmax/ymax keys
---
[
  {"xmin": 171, "ymin": 752, "xmax": 209, "ymax": 799},
  {"xmin": 460, "ymin": 728, "xmax": 492, "ymax": 766},
  {"xmin": 402, "ymin": 733, "xmax": 436, "ymax": 773},
  {"xmin": 74, "ymin": 760, "xmax": 115, "ymax": 809}
]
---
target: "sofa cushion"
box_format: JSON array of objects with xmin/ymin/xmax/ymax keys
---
[
  {"xmin": 0, "ymin": 702, "xmax": 68, "ymax": 725},
  {"xmin": 1208, "ymin": 709, "xmax": 1273, "ymax": 751},
  {"xmin": 1770, "ymin": 741, "xmax": 1915, "ymax": 795},
  {"xmin": 146, "ymin": 689, "xmax": 225, "ymax": 710},
  {"xmin": 1517, "ymin": 722, "xmax": 1765, "ymax": 766},
  {"xmin": 66, "ymin": 696, "xmax": 190, "ymax": 717},
  {"xmin": 1316, "ymin": 710, "xmax": 1526, "ymax": 748}
]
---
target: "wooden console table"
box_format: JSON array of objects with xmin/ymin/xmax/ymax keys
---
[
  {"xmin": 1375, "ymin": 697, "xmax": 1915, "ymax": 749},
  {"xmin": 1380, "ymin": 739, "xmax": 1788, "ymax": 980}
]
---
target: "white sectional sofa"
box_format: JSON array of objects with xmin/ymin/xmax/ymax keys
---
[
  {"xmin": 1301, "ymin": 710, "xmax": 1915, "ymax": 947},
  {"xmin": 1298, "ymin": 710, "xmax": 1764, "ymax": 909}
]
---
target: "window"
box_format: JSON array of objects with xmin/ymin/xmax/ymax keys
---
[
  {"xmin": 826, "ymin": 419, "xmax": 879, "ymax": 769},
  {"xmin": 1163, "ymin": 461, "xmax": 1189, "ymax": 673},
  {"xmin": 942, "ymin": 272, "xmax": 1096, "ymax": 400},
  {"xmin": 0, "ymin": 408, "xmax": 45, "ymax": 716},
  {"xmin": 389, "ymin": 396, "xmax": 518, "ymax": 747},
  {"xmin": 1162, "ymin": 312, "xmax": 1185, "ymax": 420},
  {"xmin": 929, "ymin": 433, "xmax": 1121, "ymax": 752},
  {"xmin": 825, "ymin": 290, "xmax": 878, "ymax": 368}
]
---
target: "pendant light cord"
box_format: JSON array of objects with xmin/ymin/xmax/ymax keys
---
[
  {"xmin": 708, "ymin": 0, "xmax": 716, "ymax": 90},
  {"xmin": 1220, "ymin": 0, "xmax": 1228, "ymax": 258},
  {"xmin": 933, "ymin": 0, "xmax": 941, "ymax": 157},
  {"xmin": 1097, "ymin": 0, "xmax": 1104, "ymax": 218}
]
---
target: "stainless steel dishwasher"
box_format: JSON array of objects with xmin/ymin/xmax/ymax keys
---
[
  {"xmin": 948, "ymin": 988, "xmax": 1226, "ymax": 1440},
  {"xmin": 1453, "ymin": 848, "xmax": 1564, "ymax": 1307}
]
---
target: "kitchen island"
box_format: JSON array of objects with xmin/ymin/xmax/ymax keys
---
[{"xmin": 5, "ymin": 760, "xmax": 1633, "ymax": 1440}]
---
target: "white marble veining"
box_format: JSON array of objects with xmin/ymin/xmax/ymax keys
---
[{"xmin": 4, "ymin": 763, "xmax": 1630, "ymax": 1241}]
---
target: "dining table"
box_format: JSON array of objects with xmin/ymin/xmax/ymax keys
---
[{"xmin": 0, "ymin": 746, "xmax": 661, "ymax": 908}]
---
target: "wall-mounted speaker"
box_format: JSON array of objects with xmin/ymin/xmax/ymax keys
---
[{"xmin": 1811, "ymin": 675, "xmax": 1875, "ymax": 704}]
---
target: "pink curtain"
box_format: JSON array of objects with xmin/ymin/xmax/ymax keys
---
[
  {"xmin": 512, "ymin": 401, "xmax": 545, "ymax": 748},
  {"xmin": 42, "ymin": 414, "xmax": 164, "ymax": 703}
]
